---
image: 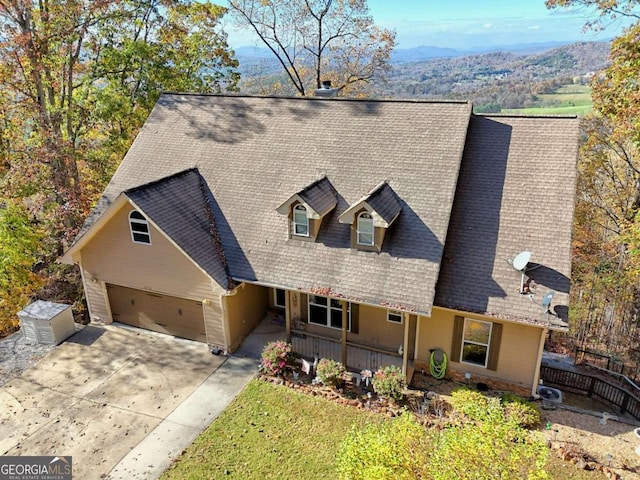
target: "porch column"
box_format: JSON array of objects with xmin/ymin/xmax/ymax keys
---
[
  {"xmin": 402, "ymin": 312, "xmax": 410, "ymax": 375},
  {"xmin": 341, "ymin": 300, "xmax": 348, "ymax": 366},
  {"xmin": 285, "ymin": 290, "xmax": 291, "ymax": 343}
]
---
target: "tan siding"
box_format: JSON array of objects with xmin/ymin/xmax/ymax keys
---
[
  {"xmin": 79, "ymin": 202, "xmax": 226, "ymax": 345},
  {"xmin": 348, "ymin": 304, "xmax": 404, "ymax": 351},
  {"xmin": 417, "ymin": 307, "xmax": 543, "ymax": 388},
  {"xmin": 225, "ymin": 283, "xmax": 269, "ymax": 352}
]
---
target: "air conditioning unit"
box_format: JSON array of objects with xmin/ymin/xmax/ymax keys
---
[{"xmin": 537, "ymin": 385, "xmax": 563, "ymax": 403}]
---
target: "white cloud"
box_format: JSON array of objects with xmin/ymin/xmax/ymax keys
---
[
  {"xmin": 528, "ymin": 25, "xmax": 541, "ymax": 30},
  {"xmin": 483, "ymin": 22, "xmax": 493, "ymax": 29}
]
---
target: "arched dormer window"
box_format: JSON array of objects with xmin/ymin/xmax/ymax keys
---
[
  {"xmin": 293, "ymin": 204, "xmax": 309, "ymax": 237},
  {"xmin": 357, "ymin": 212, "xmax": 374, "ymax": 246},
  {"xmin": 129, "ymin": 210, "xmax": 151, "ymax": 244}
]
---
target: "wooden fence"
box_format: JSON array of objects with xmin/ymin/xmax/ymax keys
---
[{"xmin": 540, "ymin": 365, "xmax": 640, "ymax": 421}]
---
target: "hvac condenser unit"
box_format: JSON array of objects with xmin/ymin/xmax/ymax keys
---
[{"xmin": 17, "ymin": 300, "xmax": 75, "ymax": 345}]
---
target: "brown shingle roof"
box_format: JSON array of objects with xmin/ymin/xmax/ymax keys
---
[
  {"xmin": 434, "ymin": 114, "xmax": 579, "ymax": 327},
  {"xmin": 124, "ymin": 169, "xmax": 233, "ymax": 289},
  {"xmin": 339, "ymin": 182, "xmax": 402, "ymax": 227},
  {"xmin": 77, "ymin": 94, "xmax": 473, "ymax": 313},
  {"xmin": 276, "ymin": 176, "xmax": 337, "ymax": 218}
]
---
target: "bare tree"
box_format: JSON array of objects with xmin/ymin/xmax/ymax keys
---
[{"xmin": 229, "ymin": 0, "xmax": 395, "ymax": 96}]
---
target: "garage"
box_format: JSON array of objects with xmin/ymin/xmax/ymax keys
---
[{"xmin": 106, "ymin": 284, "xmax": 206, "ymax": 342}]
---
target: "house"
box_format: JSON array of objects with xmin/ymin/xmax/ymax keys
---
[{"xmin": 62, "ymin": 93, "xmax": 579, "ymax": 396}]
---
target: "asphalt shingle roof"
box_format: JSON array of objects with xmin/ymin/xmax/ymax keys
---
[
  {"xmin": 296, "ymin": 177, "xmax": 337, "ymax": 217},
  {"xmin": 364, "ymin": 182, "xmax": 402, "ymax": 226},
  {"xmin": 79, "ymin": 94, "xmax": 473, "ymax": 314},
  {"xmin": 71, "ymin": 94, "xmax": 578, "ymax": 326},
  {"xmin": 124, "ymin": 169, "xmax": 232, "ymax": 289},
  {"xmin": 434, "ymin": 114, "xmax": 579, "ymax": 326}
]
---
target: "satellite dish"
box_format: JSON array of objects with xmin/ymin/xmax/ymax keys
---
[
  {"xmin": 542, "ymin": 291, "xmax": 555, "ymax": 311},
  {"xmin": 511, "ymin": 251, "xmax": 532, "ymax": 272}
]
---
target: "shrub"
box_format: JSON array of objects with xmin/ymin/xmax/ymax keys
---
[
  {"xmin": 372, "ymin": 365, "xmax": 406, "ymax": 401},
  {"xmin": 316, "ymin": 358, "xmax": 346, "ymax": 388},
  {"xmin": 259, "ymin": 340, "xmax": 293, "ymax": 376},
  {"xmin": 427, "ymin": 420, "xmax": 549, "ymax": 480},
  {"xmin": 450, "ymin": 389, "xmax": 502, "ymax": 422},
  {"xmin": 502, "ymin": 395, "xmax": 541, "ymax": 429},
  {"xmin": 337, "ymin": 413, "xmax": 428, "ymax": 480}
]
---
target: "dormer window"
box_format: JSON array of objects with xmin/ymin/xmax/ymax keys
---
[
  {"xmin": 338, "ymin": 182, "xmax": 402, "ymax": 252},
  {"xmin": 129, "ymin": 210, "xmax": 151, "ymax": 244},
  {"xmin": 293, "ymin": 204, "xmax": 309, "ymax": 236},
  {"xmin": 357, "ymin": 212, "xmax": 374, "ymax": 246},
  {"xmin": 276, "ymin": 177, "xmax": 337, "ymax": 242}
]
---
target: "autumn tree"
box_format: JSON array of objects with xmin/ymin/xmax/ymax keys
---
[
  {"xmin": 546, "ymin": 0, "xmax": 640, "ymax": 369},
  {"xmin": 229, "ymin": 0, "xmax": 395, "ymax": 96},
  {"xmin": 0, "ymin": 0, "xmax": 239, "ymax": 334}
]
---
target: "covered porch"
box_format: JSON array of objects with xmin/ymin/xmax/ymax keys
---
[{"xmin": 273, "ymin": 288, "xmax": 417, "ymax": 379}]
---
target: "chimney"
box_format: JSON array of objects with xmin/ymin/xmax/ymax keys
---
[{"xmin": 314, "ymin": 80, "xmax": 339, "ymax": 98}]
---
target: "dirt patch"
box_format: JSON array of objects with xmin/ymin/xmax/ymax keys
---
[
  {"xmin": 0, "ymin": 330, "xmax": 55, "ymax": 387},
  {"xmin": 542, "ymin": 408, "xmax": 640, "ymax": 479}
]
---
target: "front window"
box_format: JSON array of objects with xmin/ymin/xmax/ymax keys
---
[
  {"xmin": 461, "ymin": 319, "xmax": 492, "ymax": 367},
  {"xmin": 357, "ymin": 212, "xmax": 374, "ymax": 246},
  {"xmin": 293, "ymin": 204, "xmax": 309, "ymax": 236},
  {"xmin": 129, "ymin": 210, "xmax": 151, "ymax": 244},
  {"xmin": 308, "ymin": 295, "xmax": 351, "ymax": 330}
]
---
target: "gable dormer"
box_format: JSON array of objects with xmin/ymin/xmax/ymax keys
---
[
  {"xmin": 276, "ymin": 176, "xmax": 337, "ymax": 241},
  {"xmin": 338, "ymin": 182, "xmax": 401, "ymax": 252}
]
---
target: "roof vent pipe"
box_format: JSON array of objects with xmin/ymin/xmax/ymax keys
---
[{"xmin": 314, "ymin": 80, "xmax": 339, "ymax": 98}]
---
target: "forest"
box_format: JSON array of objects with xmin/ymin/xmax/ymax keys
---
[{"xmin": 1, "ymin": 0, "xmax": 640, "ymax": 380}]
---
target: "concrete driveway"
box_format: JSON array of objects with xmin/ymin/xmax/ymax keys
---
[{"xmin": 0, "ymin": 325, "xmax": 225, "ymax": 480}]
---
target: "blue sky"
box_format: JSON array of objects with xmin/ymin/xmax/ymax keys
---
[{"xmin": 226, "ymin": 0, "xmax": 634, "ymax": 50}]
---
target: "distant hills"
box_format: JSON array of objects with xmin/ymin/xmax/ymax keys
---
[
  {"xmin": 234, "ymin": 40, "xmax": 611, "ymax": 110},
  {"xmin": 233, "ymin": 40, "xmax": 602, "ymax": 74},
  {"xmin": 388, "ymin": 41, "xmax": 578, "ymax": 63}
]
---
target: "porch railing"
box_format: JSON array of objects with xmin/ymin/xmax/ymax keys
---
[
  {"xmin": 291, "ymin": 329, "xmax": 402, "ymax": 373},
  {"xmin": 540, "ymin": 365, "xmax": 640, "ymax": 420}
]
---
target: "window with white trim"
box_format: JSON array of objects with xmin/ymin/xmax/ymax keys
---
[
  {"xmin": 387, "ymin": 310, "xmax": 403, "ymax": 324},
  {"xmin": 356, "ymin": 212, "xmax": 374, "ymax": 246},
  {"xmin": 293, "ymin": 204, "xmax": 309, "ymax": 236},
  {"xmin": 461, "ymin": 318, "xmax": 492, "ymax": 367},
  {"xmin": 308, "ymin": 295, "xmax": 351, "ymax": 330},
  {"xmin": 129, "ymin": 210, "xmax": 151, "ymax": 244},
  {"xmin": 274, "ymin": 288, "xmax": 286, "ymax": 308}
]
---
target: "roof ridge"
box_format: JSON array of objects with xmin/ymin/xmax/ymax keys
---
[
  {"xmin": 160, "ymin": 91, "xmax": 471, "ymax": 106},
  {"xmin": 124, "ymin": 168, "xmax": 199, "ymax": 194}
]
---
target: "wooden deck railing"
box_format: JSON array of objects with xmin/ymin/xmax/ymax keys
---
[
  {"xmin": 291, "ymin": 329, "xmax": 402, "ymax": 372},
  {"xmin": 540, "ymin": 365, "xmax": 640, "ymax": 421}
]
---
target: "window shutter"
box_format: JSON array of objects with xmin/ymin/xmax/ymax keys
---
[
  {"xmin": 451, "ymin": 316, "xmax": 464, "ymax": 362},
  {"xmin": 350, "ymin": 303, "xmax": 359, "ymax": 334},
  {"xmin": 487, "ymin": 323, "xmax": 503, "ymax": 371}
]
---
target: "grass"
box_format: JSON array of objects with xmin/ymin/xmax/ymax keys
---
[
  {"xmin": 503, "ymin": 84, "xmax": 593, "ymax": 116},
  {"xmin": 161, "ymin": 379, "xmax": 606, "ymax": 480},
  {"xmin": 161, "ymin": 379, "xmax": 382, "ymax": 480}
]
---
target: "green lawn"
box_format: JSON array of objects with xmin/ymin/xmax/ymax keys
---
[
  {"xmin": 161, "ymin": 379, "xmax": 382, "ymax": 480},
  {"xmin": 161, "ymin": 379, "xmax": 606, "ymax": 480},
  {"xmin": 503, "ymin": 84, "xmax": 593, "ymax": 116}
]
